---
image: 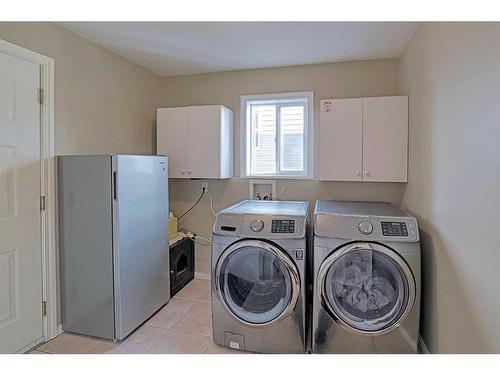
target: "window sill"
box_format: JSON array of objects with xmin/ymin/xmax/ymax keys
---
[{"xmin": 240, "ymin": 175, "xmax": 313, "ymax": 180}]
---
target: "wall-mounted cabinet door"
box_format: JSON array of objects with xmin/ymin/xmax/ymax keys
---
[
  {"xmin": 187, "ymin": 106, "xmax": 221, "ymax": 179},
  {"xmin": 157, "ymin": 108, "xmax": 188, "ymax": 178},
  {"xmin": 319, "ymin": 98, "xmax": 363, "ymax": 181},
  {"xmin": 157, "ymin": 105, "xmax": 233, "ymax": 179},
  {"xmin": 362, "ymin": 96, "xmax": 408, "ymax": 182}
]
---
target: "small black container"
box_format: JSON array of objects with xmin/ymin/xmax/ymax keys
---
[{"xmin": 169, "ymin": 237, "xmax": 195, "ymax": 297}]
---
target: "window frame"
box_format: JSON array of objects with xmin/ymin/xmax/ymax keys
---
[{"xmin": 240, "ymin": 91, "xmax": 314, "ymax": 179}]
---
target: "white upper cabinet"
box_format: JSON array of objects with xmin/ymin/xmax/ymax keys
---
[
  {"xmin": 362, "ymin": 96, "xmax": 408, "ymax": 182},
  {"xmin": 157, "ymin": 107, "xmax": 188, "ymax": 178},
  {"xmin": 319, "ymin": 96, "xmax": 408, "ymax": 182},
  {"xmin": 319, "ymin": 98, "xmax": 363, "ymax": 181},
  {"xmin": 157, "ymin": 105, "xmax": 234, "ymax": 179}
]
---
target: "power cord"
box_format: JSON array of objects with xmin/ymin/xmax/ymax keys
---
[
  {"xmin": 276, "ymin": 185, "xmax": 286, "ymax": 198},
  {"xmin": 179, "ymin": 228, "xmax": 213, "ymax": 245},
  {"xmin": 177, "ymin": 186, "xmax": 218, "ymax": 244},
  {"xmin": 188, "ymin": 232, "xmax": 213, "ymax": 245},
  {"xmin": 178, "ymin": 187, "xmax": 206, "ymax": 220},
  {"xmin": 206, "ymin": 187, "xmax": 217, "ymax": 217},
  {"xmin": 178, "ymin": 186, "xmax": 218, "ymax": 220}
]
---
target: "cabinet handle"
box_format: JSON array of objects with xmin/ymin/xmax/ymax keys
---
[
  {"xmin": 181, "ymin": 169, "xmax": 186, "ymax": 174},
  {"xmin": 356, "ymin": 171, "xmax": 361, "ymax": 176},
  {"xmin": 188, "ymin": 170, "xmax": 192, "ymax": 174},
  {"xmin": 364, "ymin": 171, "xmax": 369, "ymax": 176}
]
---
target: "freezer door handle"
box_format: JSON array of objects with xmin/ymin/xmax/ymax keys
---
[{"xmin": 113, "ymin": 171, "xmax": 117, "ymax": 200}]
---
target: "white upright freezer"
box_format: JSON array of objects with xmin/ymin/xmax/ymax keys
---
[{"xmin": 58, "ymin": 155, "xmax": 170, "ymax": 340}]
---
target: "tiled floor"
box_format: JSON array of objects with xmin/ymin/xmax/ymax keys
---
[{"xmin": 32, "ymin": 279, "xmax": 240, "ymax": 354}]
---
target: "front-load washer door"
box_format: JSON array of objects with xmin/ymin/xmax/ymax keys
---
[
  {"xmin": 318, "ymin": 242, "xmax": 416, "ymax": 334},
  {"xmin": 215, "ymin": 240, "xmax": 300, "ymax": 326}
]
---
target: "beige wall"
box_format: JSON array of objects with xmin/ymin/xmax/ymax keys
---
[
  {"xmin": 399, "ymin": 23, "xmax": 500, "ymax": 353},
  {"xmin": 160, "ymin": 60, "xmax": 405, "ymax": 274},
  {"xmin": 5, "ymin": 23, "xmax": 497, "ymax": 353},
  {"xmin": 3, "ymin": 22, "xmax": 497, "ymax": 354},
  {"xmin": 0, "ymin": 22, "xmax": 161, "ymax": 155},
  {"xmin": 0, "ymin": 22, "xmax": 161, "ymax": 326}
]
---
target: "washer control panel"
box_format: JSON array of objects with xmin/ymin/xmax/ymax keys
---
[
  {"xmin": 381, "ymin": 221, "xmax": 408, "ymax": 237},
  {"xmin": 232, "ymin": 216, "xmax": 306, "ymax": 238},
  {"xmin": 271, "ymin": 219, "xmax": 295, "ymax": 233}
]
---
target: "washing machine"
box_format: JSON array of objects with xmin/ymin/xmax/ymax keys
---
[
  {"xmin": 312, "ymin": 201, "xmax": 421, "ymax": 353},
  {"xmin": 211, "ymin": 200, "xmax": 309, "ymax": 353}
]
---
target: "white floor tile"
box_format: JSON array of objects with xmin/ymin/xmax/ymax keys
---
[
  {"xmin": 37, "ymin": 333, "xmax": 101, "ymax": 354},
  {"xmin": 147, "ymin": 330, "xmax": 211, "ymax": 354},
  {"xmin": 145, "ymin": 298, "xmax": 196, "ymax": 329},
  {"xmin": 172, "ymin": 301, "xmax": 212, "ymax": 337}
]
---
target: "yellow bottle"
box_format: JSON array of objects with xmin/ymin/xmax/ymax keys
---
[{"xmin": 168, "ymin": 212, "xmax": 178, "ymax": 241}]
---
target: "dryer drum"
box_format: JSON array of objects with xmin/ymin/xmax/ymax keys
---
[{"xmin": 318, "ymin": 243, "xmax": 415, "ymax": 334}]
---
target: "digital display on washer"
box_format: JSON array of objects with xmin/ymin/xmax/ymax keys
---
[
  {"xmin": 271, "ymin": 219, "xmax": 295, "ymax": 233},
  {"xmin": 381, "ymin": 221, "xmax": 408, "ymax": 237}
]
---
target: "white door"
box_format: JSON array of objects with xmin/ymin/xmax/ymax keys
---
[
  {"xmin": 362, "ymin": 96, "xmax": 408, "ymax": 182},
  {"xmin": 319, "ymin": 99, "xmax": 363, "ymax": 181},
  {"xmin": 157, "ymin": 107, "xmax": 188, "ymax": 178},
  {"xmin": 0, "ymin": 51, "xmax": 43, "ymax": 353},
  {"xmin": 187, "ymin": 106, "xmax": 220, "ymax": 178}
]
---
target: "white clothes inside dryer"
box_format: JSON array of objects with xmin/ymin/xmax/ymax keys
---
[{"xmin": 333, "ymin": 251, "xmax": 396, "ymax": 314}]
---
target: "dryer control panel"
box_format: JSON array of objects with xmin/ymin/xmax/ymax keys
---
[
  {"xmin": 381, "ymin": 221, "xmax": 408, "ymax": 237},
  {"xmin": 315, "ymin": 216, "xmax": 418, "ymax": 242}
]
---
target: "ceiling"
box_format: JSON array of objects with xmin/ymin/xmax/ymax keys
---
[{"xmin": 60, "ymin": 22, "xmax": 418, "ymax": 77}]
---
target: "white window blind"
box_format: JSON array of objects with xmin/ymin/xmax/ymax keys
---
[
  {"xmin": 242, "ymin": 92, "xmax": 312, "ymax": 178},
  {"xmin": 280, "ymin": 105, "xmax": 304, "ymax": 172},
  {"xmin": 250, "ymin": 104, "xmax": 276, "ymax": 175}
]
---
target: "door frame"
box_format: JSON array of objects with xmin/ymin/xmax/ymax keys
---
[{"xmin": 0, "ymin": 38, "xmax": 58, "ymax": 344}]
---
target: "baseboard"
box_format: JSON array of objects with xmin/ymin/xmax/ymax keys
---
[
  {"xmin": 18, "ymin": 336, "xmax": 45, "ymax": 353},
  {"xmin": 418, "ymin": 335, "xmax": 430, "ymax": 354},
  {"xmin": 195, "ymin": 272, "xmax": 211, "ymax": 280}
]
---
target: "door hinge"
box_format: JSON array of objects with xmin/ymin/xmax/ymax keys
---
[
  {"xmin": 40, "ymin": 196, "xmax": 46, "ymax": 211},
  {"xmin": 38, "ymin": 88, "xmax": 44, "ymax": 104},
  {"xmin": 42, "ymin": 301, "xmax": 47, "ymax": 317}
]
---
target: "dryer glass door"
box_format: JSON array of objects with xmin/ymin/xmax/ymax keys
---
[
  {"xmin": 216, "ymin": 240, "xmax": 300, "ymax": 325},
  {"xmin": 320, "ymin": 243, "xmax": 415, "ymax": 333}
]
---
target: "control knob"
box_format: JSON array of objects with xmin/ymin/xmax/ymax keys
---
[
  {"xmin": 250, "ymin": 219, "xmax": 264, "ymax": 232},
  {"xmin": 358, "ymin": 221, "xmax": 373, "ymax": 235}
]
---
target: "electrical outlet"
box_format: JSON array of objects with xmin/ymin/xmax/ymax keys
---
[{"xmin": 201, "ymin": 181, "xmax": 208, "ymax": 191}]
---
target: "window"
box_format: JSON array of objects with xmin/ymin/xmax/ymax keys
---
[{"xmin": 241, "ymin": 92, "xmax": 314, "ymax": 178}]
